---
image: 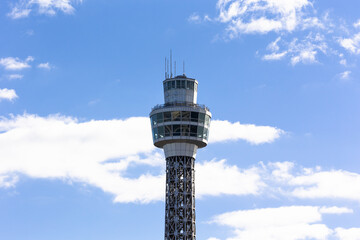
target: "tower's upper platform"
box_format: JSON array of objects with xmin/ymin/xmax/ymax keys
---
[{"xmin": 163, "ymin": 74, "xmax": 198, "ymax": 104}]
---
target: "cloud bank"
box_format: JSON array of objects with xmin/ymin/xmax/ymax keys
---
[
  {"xmin": 210, "ymin": 205, "xmax": 358, "ymax": 240},
  {"xmin": 0, "ymin": 114, "xmax": 281, "ymax": 203}
]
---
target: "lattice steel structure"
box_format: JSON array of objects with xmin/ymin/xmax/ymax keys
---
[{"xmin": 150, "ymin": 71, "xmax": 211, "ymax": 240}]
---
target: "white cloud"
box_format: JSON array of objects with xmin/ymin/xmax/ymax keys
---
[
  {"xmin": 196, "ymin": 159, "xmax": 264, "ymax": 198},
  {"xmin": 7, "ymin": 7, "xmax": 31, "ymax": 19},
  {"xmin": 0, "ymin": 174, "xmax": 19, "ymax": 188},
  {"xmin": 188, "ymin": 13, "xmax": 201, "ymax": 23},
  {"xmin": 211, "ymin": 206, "xmax": 337, "ymax": 240},
  {"xmin": 335, "ymin": 228, "xmax": 360, "ymax": 240},
  {"xmin": 289, "ymin": 170, "xmax": 360, "ymax": 201},
  {"xmin": 0, "ymin": 88, "xmax": 18, "ymax": 101},
  {"xmin": 0, "ymin": 56, "xmax": 32, "ymax": 70},
  {"xmin": 209, "ymin": 120, "xmax": 284, "ymax": 144},
  {"xmin": 262, "ymin": 51, "xmax": 287, "ymax": 61},
  {"xmin": 38, "ymin": 62, "xmax": 51, "ymax": 70},
  {"xmin": 263, "ymin": 33, "xmax": 328, "ymax": 65},
  {"xmin": 216, "ymin": 0, "xmax": 313, "ymax": 36},
  {"xmin": 7, "ymin": 74, "xmax": 24, "ymax": 80},
  {"xmin": 340, "ymin": 71, "xmax": 351, "ymax": 80},
  {"xmin": 188, "ymin": 13, "xmax": 212, "ymax": 24},
  {"xmin": 8, "ymin": 0, "xmax": 81, "ymax": 19},
  {"xmin": 268, "ymin": 161, "xmax": 294, "ymax": 181},
  {"xmin": 267, "ymin": 37, "xmax": 281, "ymax": 52},
  {"xmin": 339, "ymin": 33, "xmax": 360, "ymax": 54},
  {"xmin": 340, "ymin": 59, "xmax": 347, "ymax": 66},
  {"xmin": 354, "ymin": 20, "xmax": 360, "ymax": 28},
  {"xmin": 291, "ymin": 49, "xmax": 317, "ymax": 65},
  {"xmin": 0, "ymin": 114, "xmax": 281, "ymax": 203},
  {"xmin": 263, "ymin": 162, "xmax": 360, "ymax": 202}
]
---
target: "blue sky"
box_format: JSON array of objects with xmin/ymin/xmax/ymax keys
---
[{"xmin": 1, "ymin": 0, "xmax": 360, "ymax": 239}]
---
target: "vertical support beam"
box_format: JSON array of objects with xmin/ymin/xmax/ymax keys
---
[{"xmin": 165, "ymin": 156, "xmax": 196, "ymax": 240}]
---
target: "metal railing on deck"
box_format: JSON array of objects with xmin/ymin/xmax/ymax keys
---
[{"xmin": 151, "ymin": 102, "xmax": 210, "ymax": 112}]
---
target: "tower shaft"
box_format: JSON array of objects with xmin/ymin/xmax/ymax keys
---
[
  {"xmin": 165, "ymin": 156, "xmax": 196, "ymax": 240},
  {"xmin": 150, "ymin": 73, "xmax": 211, "ymax": 240}
]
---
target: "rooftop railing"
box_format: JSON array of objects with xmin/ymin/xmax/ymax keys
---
[{"xmin": 151, "ymin": 102, "xmax": 210, "ymax": 112}]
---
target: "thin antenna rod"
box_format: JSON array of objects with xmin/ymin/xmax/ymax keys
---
[
  {"xmin": 174, "ymin": 61, "xmax": 176, "ymax": 77},
  {"xmin": 183, "ymin": 61, "xmax": 185, "ymax": 75},
  {"xmin": 170, "ymin": 50, "xmax": 172, "ymax": 78},
  {"xmin": 165, "ymin": 57, "xmax": 167, "ymax": 79},
  {"xmin": 167, "ymin": 59, "xmax": 169, "ymax": 79}
]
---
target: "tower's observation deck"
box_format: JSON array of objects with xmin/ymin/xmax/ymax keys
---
[
  {"xmin": 150, "ymin": 74, "xmax": 211, "ymax": 240},
  {"xmin": 150, "ymin": 75, "xmax": 211, "ymax": 158}
]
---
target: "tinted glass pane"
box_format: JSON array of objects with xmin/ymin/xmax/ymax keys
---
[
  {"xmin": 173, "ymin": 125, "xmax": 181, "ymax": 136},
  {"xmin": 171, "ymin": 81, "xmax": 175, "ymax": 89},
  {"xmin": 205, "ymin": 115, "xmax": 210, "ymax": 127},
  {"xmin": 198, "ymin": 113, "xmax": 205, "ymax": 124},
  {"xmin": 164, "ymin": 112, "xmax": 171, "ymax": 122},
  {"xmin": 163, "ymin": 83, "xmax": 166, "ymax": 91},
  {"xmin": 176, "ymin": 80, "xmax": 180, "ymax": 88},
  {"xmin": 197, "ymin": 126, "xmax": 204, "ymax": 138},
  {"xmin": 190, "ymin": 125, "xmax": 197, "ymax": 137},
  {"xmin": 187, "ymin": 81, "xmax": 194, "ymax": 90},
  {"xmin": 203, "ymin": 128, "xmax": 208, "ymax": 140},
  {"xmin": 158, "ymin": 126, "xmax": 165, "ymax": 139},
  {"xmin": 182, "ymin": 111, "xmax": 190, "ymax": 121},
  {"xmin": 165, "ymin": 125, "xmax": 172, "ymax": 137},
  {"xmin": 153, "ymin": 127, "xmax": 158, "ymax": 140},
  {"xmin": 151, "ymin": 115, "xmax": 157, "ymax": 126},
  {"xmin": 191, "ymin": 112, "xmax": 198, "ymax": 122},
  {"xmin": 172, "ymin": 111, "xmax": 181, "ymax": 121},
  {"xmin": 180, "ymin": 80, "xmax": 185, "ymax": 88},
  {"xmin": 181, "ymin": 125, "xmax": 190, "ymax": 136},
  {"xmin": 157, "ymin": 113, "xmax": 163, "ymax": 123}
]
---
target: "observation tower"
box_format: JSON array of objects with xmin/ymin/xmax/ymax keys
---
[{"xmin": 149, "ymin": 59, "xmax": 211, "ymax": 240}]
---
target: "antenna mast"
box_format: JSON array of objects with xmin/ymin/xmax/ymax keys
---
[
  {"xmin": 183, "ymin": 61, "xmax": 185, "ymax": 76},
  {"xmin": 165, "ymin": 57, "xmax": 167, "ymax": 79},
  {"xmin": 170, "ymin": 50, "xmax": 173, "ymax": 78}
]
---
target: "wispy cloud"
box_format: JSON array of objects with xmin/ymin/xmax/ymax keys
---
[
  {"xmin": 188, "ymin": 12, "xmax": 212, "ymax": 24},
  {"xmin": 339, "ymin": 33, "xmax": 360, "ymax": 54},
  {"xmin": 263, "ymin": 51, "xmax": 288, "ymax": 61},
  {"xmin": 216, "ymin": 0, "xmax": 315, "ymax": 37},
  {"xmin": 262, "ymin": 33, "xmax": 328, "ymax": 65},
  {"xmin": 7, "ymin": 74, "xmax": 24, "ymax": 80},
  {"xmin": 354, "ymin": 19, "xmax": 360, "ymax": 28},
  {"xmin": 0, "ymin": 88, "xmax": 18, "ymax": 101},
  {"xmin": 340, "ymin": 71, "xmax": 351, "ymax": 80},
  {"xmin": 188, "ymin": 13, "xmax": 202, "ymax": 23},
  {"xmin": 196, "ymin": 1, "xmax": 360, "ymax": 67},
  {"xmin": 8, "ymin": 0, "xmax": 82, "ymax": 19},
  {"xmin": 0, "ymin": 56, "xmax": 33, "ymax": 70},
  {"xmin": 37, "ymin": 62, "xmax": 51, "ymax": 70},
  {"xmin": 0, "ymin": 175, "xmax": 19, "ymax": 188}
]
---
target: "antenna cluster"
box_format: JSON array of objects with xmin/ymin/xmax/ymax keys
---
[{"xmin": 165, "ymin": 50, "xmax": 185, "ymax": 79}]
